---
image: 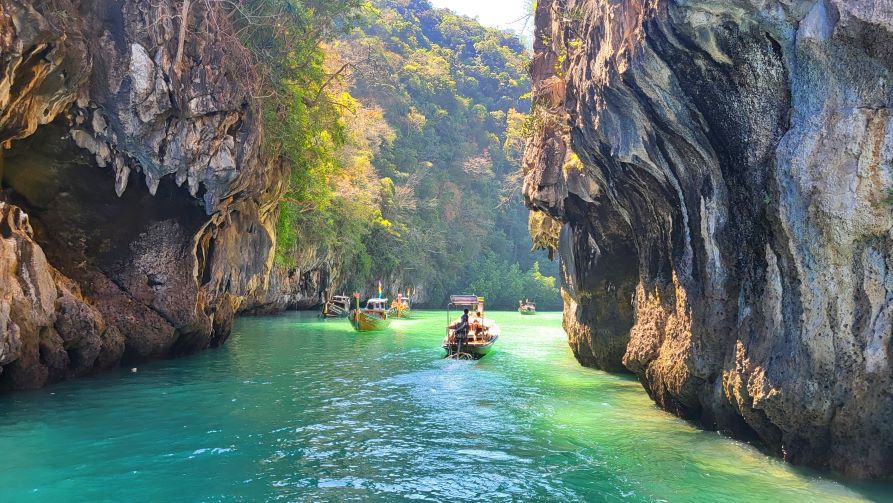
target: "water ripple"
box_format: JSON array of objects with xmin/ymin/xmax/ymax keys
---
[{"xmin": 0, "ymin": 311, "xmax": 889, "ymax": 502}]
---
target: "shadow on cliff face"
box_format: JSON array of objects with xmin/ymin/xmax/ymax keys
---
[
  {"xmin": 0, "ymin": 121, "xmax": 216, "ymax": 380},
  {"xmin": 0, "ymin": 0, "xmax": 291, "ymax": 392},
  {"xmin": 2, "ymin": 123, "xmax": 207, "ymax": 267},
  {"xmin": 560, "ymin": 194, "xmax": 638, "ymax": 373}
]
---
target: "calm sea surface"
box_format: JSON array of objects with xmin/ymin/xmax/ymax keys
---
[{"xmin": 1, "ymin": 311, "xmax": 891, "ymax": 502}]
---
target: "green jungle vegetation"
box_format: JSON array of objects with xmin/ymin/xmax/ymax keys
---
[{"xmin": 238, "ymin": 0, "xmax": 560, "ymax": 309}]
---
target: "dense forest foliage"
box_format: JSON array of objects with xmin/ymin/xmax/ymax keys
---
[{"xmin": 251, "ymin": 0, "xmax": 561, "ymax": 309}]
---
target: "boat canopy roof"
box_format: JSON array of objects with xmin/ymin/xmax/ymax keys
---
[{"xmin": 450, "ymin": 295, "xmax": 484, "ymax": 306}]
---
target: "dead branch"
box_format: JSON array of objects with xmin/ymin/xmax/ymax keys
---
[{"xmin": 173, "ymin": 0, "xmax": 191, "ymax": 76}]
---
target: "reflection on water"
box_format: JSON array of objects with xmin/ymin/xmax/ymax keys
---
[{"xmin": 0, "ymin": 311, "xmax": 890, "ymax": 502}]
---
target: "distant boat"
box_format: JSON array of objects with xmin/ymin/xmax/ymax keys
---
[
  {"xmin": 443, "ymin": 295, "xmax": 499, "ymax": 359},
  {"xmin": 389, "ymin": 293, "xmax": 412, "ymax": 319},
  {"xmin": 350, "ymin": 296, "xmax": 391, "ymax": 332},
  {"xmin": 321, "ymin": 294, "xmax": 351, "ymax": 318},
  {"xmin": 518, "ymin": 299, "xmax": 536, "ymax": 315}
]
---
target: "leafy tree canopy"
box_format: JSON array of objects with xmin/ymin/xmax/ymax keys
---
[{"xmin": 263, "ymin": 0, "xmax": 561, "ymax": 309}]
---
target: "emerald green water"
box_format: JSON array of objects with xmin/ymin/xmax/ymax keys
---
[{"xmin": 1, "ymin": 311, "xmax": 890, "ymax": 502}]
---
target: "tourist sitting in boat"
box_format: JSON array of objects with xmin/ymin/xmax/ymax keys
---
[{"xmin": 470, "ymin": 311, "xmax": 484, "ymax": 336}]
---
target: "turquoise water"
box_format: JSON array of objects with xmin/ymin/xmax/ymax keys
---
[{"xmin": 1, "ymin": 311, "xmax": 891, "ymax": 502}]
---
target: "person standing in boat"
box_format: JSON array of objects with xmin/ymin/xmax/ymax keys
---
[{"xmin": 452, "ymin": 309, "xmax": 470, "ymax": 343}]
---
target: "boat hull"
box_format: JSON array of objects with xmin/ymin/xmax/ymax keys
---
[
  {"xmin": 519, "ymin": 309, "xmax": 536, "ymax": 315},
  {"xmin": 390, "ymin": 308, "xmax": 412, "ymax": 319},
  {"xmin": 350, "ymin": 310, "xmax": 391, "ymax": 331},
  {"xmin": 442, "ymin": 334, "xmax": 498, "ymax": 359}
]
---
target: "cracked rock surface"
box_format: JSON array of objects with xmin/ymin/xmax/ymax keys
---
[
  {"xmin": 0, "ymin": 0, "xmax": 328, "ymax": 390},
  {"xmin": 525, "ymin": 0, "xmax": 893, "ymax": 478}
]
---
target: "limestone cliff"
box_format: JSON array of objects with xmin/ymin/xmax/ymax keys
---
[
  {"xmin": 0, "ymin": 0, "xmax": 324, "ymax": 390},
  {"xmin": 525, "ymin": 0, "xmax": 893, "ymax": 478},
  {"xmin": 241, "ymin": 261, "xmax": 335, "ymax": 315}
]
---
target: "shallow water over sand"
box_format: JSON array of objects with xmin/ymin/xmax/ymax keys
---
[{"xmin": 1, "ymin": 311, "xmax": 890, "ymax": 502}]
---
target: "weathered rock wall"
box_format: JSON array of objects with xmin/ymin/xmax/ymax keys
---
[
  {"xmin": 241, "ymin": 261, "xmax": 334, "ymax": 315},
  {"xmin": 525, "ymin": 0, "xmax": 893, "ymax": 478},
  {"xmin": 0, "ymin": 0, "xmax": 323, "ymax": 390}
]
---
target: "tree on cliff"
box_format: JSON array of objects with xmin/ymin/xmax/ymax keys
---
[
  {"xmin": 227, "ymin": 0, "xmax": 560, "ymax": 309},
  {"xmin": 320, "ymin": 0, "xmax": 560, "ymax": 307}
]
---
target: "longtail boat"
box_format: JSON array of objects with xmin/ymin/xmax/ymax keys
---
[
  {"xmin": 350, "ymin": 296, "xmax": 391, "ymax": 332},
  {"xmin": 321, "ymin": 294, "xmax": 351, "ymax": 318},
  {"xmin": 389, "ymin": 293, "xmax": 412, "ymax": 319},
  {"xmin": 443, "ymin": 295, "xmax": 499, "ymax": 359},
  {"xmin": 518, "ymin": 299, "xmax": 536, "ymax": 315}
]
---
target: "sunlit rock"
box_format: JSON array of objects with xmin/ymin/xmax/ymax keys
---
[{"xmin": 525, "ymin": 0, "xmax": 893, "ymax": 478}]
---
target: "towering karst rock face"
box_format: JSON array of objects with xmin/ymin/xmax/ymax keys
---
[
  {"xmin": 524, "ymin": 0, "xmax": 893, "ymax": 478},
  {"xmin": 0, "ymin": 0, "xmax": 323, "ymax": 390}
]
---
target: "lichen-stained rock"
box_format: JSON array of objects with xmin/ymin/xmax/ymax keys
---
[
  {"xmin": 0, "ymin": 0, "xmax": 90, "ymax": 145},
  {"xmin": 241, "ymin": 262, "xmax": 335, "ymax": 316},
  {"xmin": 0, "ymin": 0, "xmax": 294, "ymax": 390},
  {"xmin": 52, "ymin": 277, "xmax": 105, "ymax": 375},
  {"xmin": 525, "ymin": 0, "xmax": 893, "ymax": 478},
  {"xmin": 0, "ymin": 203, "xmax": 79, "ymax": 387},
  {"xmin": 0, "ymin": 200, "xmax": 126, "ymax": 388}
]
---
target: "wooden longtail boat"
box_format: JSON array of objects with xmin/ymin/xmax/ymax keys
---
[
  {"xmin": 443, "ymin": 295, "xmax": 499, "ymax": 359},
  {"xmin": 350, "ymin": 297, "xmax": 391, "ymax": 332},
  {"xmin": 321, "ymin": 294, "xmax": 351, "ymax": 318},
  {"xmin": 518, "ymin": 299, "xmax": 536, "ymax": 315}
]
